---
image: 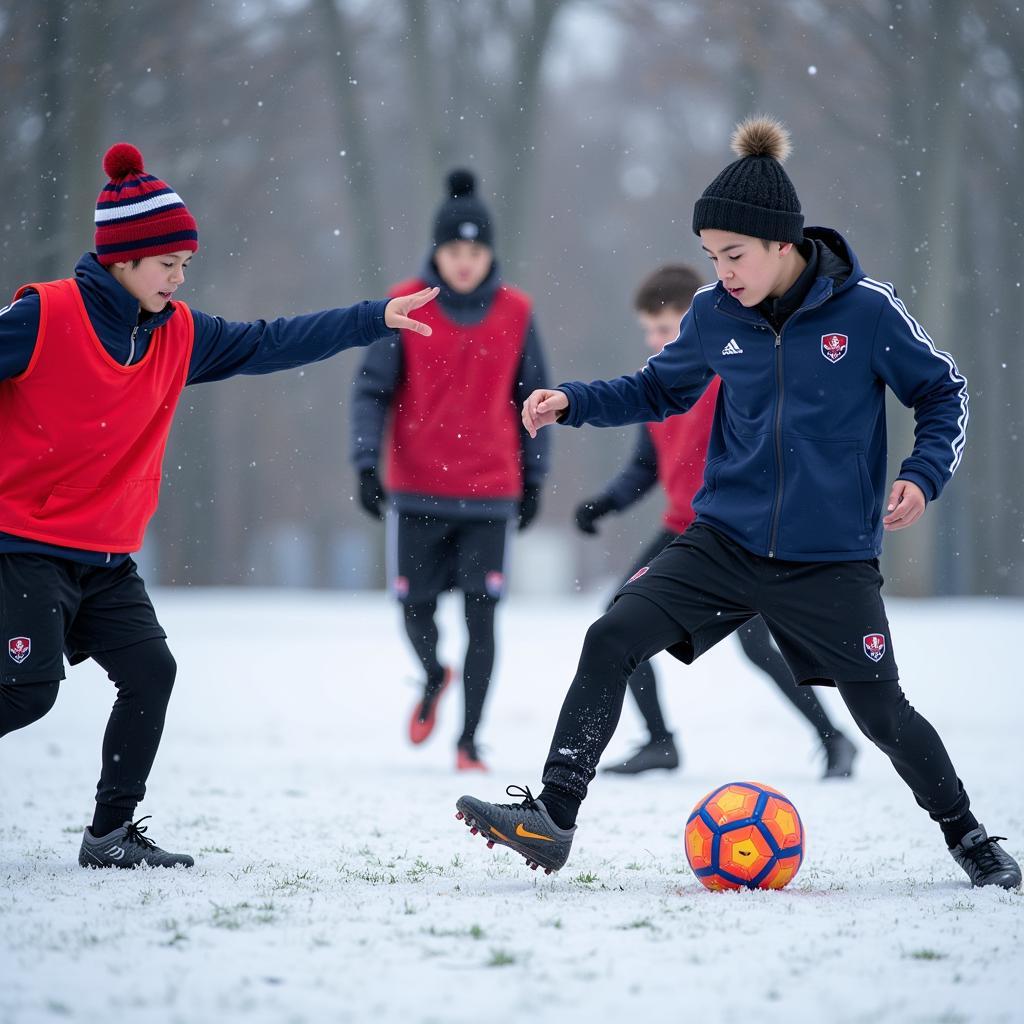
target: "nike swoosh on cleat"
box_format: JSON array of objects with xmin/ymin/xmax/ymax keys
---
[{"xmin": 515, "ymin": 823, "xmax": 554, "ymax": 842}]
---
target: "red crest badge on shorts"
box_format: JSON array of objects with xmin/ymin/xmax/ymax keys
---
[
  {"xmin": 485, "ymin": 571, "xmax": 505, "ymax": 598},
  {"xmin": 821, "ymin": 332, "xmax": 848, "ymax": 363},
  {"xmin": 8, "ymin": 636, "xmax": 31, "ymax": 664},
  {"xmin": 626, "ymin": 566, "xmax": 649, "ymax": 585},
  {"xmin": 863, "ymin": 633, "xmax": 886, "ymax": 662}
]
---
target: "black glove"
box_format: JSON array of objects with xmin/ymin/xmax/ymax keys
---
[
  {"xmin": 574, "ymin": 495, "xmax": 615, "ymax": 535},
  {"xmin": 357, "ymin": 468, "xmax": 386, "ymax": 520},
  {"xmin": 518, "ymin": 484, "xmax": 541, "ymax": 532}
]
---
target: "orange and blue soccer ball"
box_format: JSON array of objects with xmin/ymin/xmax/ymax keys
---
[{"xmin": 684, "ymin": 781, "xmax": 805, "ymax": 891}]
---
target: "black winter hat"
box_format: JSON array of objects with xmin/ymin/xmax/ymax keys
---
[
  {"xmin": 692, "ymin": 116, "xmax": 804, "ymax": 243},
  {"xmin": 432, "ymin": 169, "xmax": 494, "ymax": 249}
]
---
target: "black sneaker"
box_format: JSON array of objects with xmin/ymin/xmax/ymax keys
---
[
  {"xmin": 602, "ymin": 733, "xmax": 680, "ymax": 775},
  {"xmin": 821, "ymin": 732, "xmax": 858, "ymax": 780},
  {"xmin": 949, "ymin": 826, "xmax": 1021, "ymax": 889},
  {"xmin": 456, "ymin": 785, "xmax": 576, "ymax": 874},
  {"xmin": 78, "ymin": 816, "xmax": 195, "ymax": 869}
]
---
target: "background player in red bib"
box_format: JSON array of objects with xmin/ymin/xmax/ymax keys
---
[
  {"xmin": 351, "ymin": 169, "xmax": 550, "ymax": 772},
  {"xmin": 0, "ymin": 144, "xmax": 435, "ymax": 868},
  {"xmin": 576, "ymin": 264, "xmax": 856, "ymax": 778}
]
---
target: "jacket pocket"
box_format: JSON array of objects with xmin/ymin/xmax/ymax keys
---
[
  {"xmin": 777, "ymin": 437, "xmax": 874, "ymax": 555},
  {"xmin": 692, "ymin": 453, "xmax": 728, "ymax": 506}
]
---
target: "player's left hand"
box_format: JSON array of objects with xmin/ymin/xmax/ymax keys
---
[
  {"xmin": 385, "ymin": 286, "xmax": 439, "ymax": 335},
  {"xmin": 883, "ymin": 479, "xmax": 926, "ymax": 531}
]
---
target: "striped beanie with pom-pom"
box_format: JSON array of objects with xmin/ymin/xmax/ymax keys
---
[{"xmin": 94, "ymin": 143, "xmax": 198, "ymax": 265}]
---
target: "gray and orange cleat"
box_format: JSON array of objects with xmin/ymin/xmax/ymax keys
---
[
  {"xmin": 79, "ymin": 816, "xmax": 194, "ymax": 869},
  {"xmin": 456, "ymin": 785, "xmax": 575, "ymax": 874}
]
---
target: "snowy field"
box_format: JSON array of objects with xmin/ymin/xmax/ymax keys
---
[{"xmin": 0, "ymin": 589, "xmax": 1021, "ymax": 1024}]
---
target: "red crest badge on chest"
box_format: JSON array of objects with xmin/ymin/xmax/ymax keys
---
[
  {"xmin": 8, "ymin": 637, "xmax": 31, "ymax": 663},
  {"xmin": 863, "ymin": 633, "xmax": 886, "ymax": 662},
  {"xmin": 821, "ymin": 332, "xmax": 848, "ymax": 363}
]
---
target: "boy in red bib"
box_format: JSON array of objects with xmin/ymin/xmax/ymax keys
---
[
  {"xmin": 0, "ymin": 144, "xmax": 435, "ymax": 868},
  {"xmin": 351, "ymin": 170, "xmax": 549, "ymax": 771}
]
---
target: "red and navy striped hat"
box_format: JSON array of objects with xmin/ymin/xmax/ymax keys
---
[{"xmin": 94, "ymin": 143, "xmax": 198, "ymax": 265}]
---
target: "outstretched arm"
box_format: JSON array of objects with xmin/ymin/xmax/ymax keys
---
[
  {"xmin": 187, "ymin": 286, "xmax": 438, "ymax": 385},
  {"xmin": 523, "ymin": 306, "xmax": 714, "ymax": 436}
]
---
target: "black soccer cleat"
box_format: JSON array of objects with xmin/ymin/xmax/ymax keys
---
[
  {"xmin": 456, "ymin": 785, "xmax": 576, "ymax": 874},
  {"xmin": 949, "ymin": 826, "xmax": 1021, "ymax": 889},
  {"xmin": 79, "ymin": 816, "xmax": 195, "ymax": 869},
  {"xmin": 601, "ymin": 733, "xmax": 681, "ymax": 775},
  {"xmin": 821, "ymin": 732, "xmax": 858, "ymax": 780}
]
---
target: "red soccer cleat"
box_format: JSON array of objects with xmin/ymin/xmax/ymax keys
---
[
  {"xmin": 408, "ymin": 667, "xmax": 452, "ymax": 745},
  {"xmin": 456, "ymin": 740, "xmax": 488, "ymax": 772}
]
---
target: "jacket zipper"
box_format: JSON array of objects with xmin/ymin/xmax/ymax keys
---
[{"xmin": 768, "ymin": 330, "xmax": 784, "ymax": 557}]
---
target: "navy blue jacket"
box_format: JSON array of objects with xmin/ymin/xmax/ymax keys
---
[
  {"xmin": 0, "ymin": 252, "xmax": 393, "ymax": 564},
  {"xmin": 558, "ymin": 228, "xmax": 968, "ymax": 562},
  {"xmin": 350, "ymin": 257, "xmax": 550, "ymax": 520}
]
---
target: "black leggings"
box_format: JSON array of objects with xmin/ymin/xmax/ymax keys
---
[
  {"xmin": 402, "ymin": 593, "xmax": 499, "ymax": 746},
  {"xmin": 0, "ymin": 638, "xmax": 176, "ymax": 815},
  {"xmin": 543, "ymin": 595, "xmax": 968, "ymax": 823}
]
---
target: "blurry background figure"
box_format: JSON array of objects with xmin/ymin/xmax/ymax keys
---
[{"xmin": 350, "ymin": 169, "xmax": 550, "ymax": 770}]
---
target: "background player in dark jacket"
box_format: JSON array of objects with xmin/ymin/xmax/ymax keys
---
[
  {"xmin": 351, "ymin": 170, "xmax": 549, "ymax": 772},
  {"xmin": 0, "ymin": 144, "xmax": 436, "ymax": 869},
  {"xmin": 578, "ymin": 264, "xmax": 856, "ymax": 778},
  {"xmin": 457, "ymin": 117, "xmax": 1019, "ymax": 889}
]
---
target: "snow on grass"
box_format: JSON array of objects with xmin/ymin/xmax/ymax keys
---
[{"xmin": 1, "ymin": 591, "xmax": 1021, "ymax": 1023}]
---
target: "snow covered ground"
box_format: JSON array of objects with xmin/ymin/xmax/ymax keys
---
[{"xmin": 1, "ymin": 589, "xmax": 1021, "ymax": 1024}]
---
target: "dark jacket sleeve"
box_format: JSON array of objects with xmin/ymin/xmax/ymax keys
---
[
  {"xmin": 349, "ymin": 333, "xmax": 403, "ymax": 473},
  {"xmin": 559, "ymin": 307, "xmax": 715, "ymax": 428},
  {"xmin": 0, "ymin": 292, "xmax": 40, "ymax": 381},
  {"xmin": 871, "ymin": 291, "xmax": 969, "ymax": 502},
  {"xmin": 186, "ymin": 300, "xmax": 394, "ymax": 385},
  {"xmin": 597, "ymin": 427, "xmax": 659, "ymax": 510},
  {"xmin": 514, "ymin": 317, "xmax": 551, "ymax": 486}
]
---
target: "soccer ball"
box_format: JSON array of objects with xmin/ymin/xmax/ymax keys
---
[{"xmin": 684, "ymin": 780, "xmax": 805, "ymax": 891}]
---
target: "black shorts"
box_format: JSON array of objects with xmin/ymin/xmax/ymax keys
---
[
  {"xmin": 388, "ymin": 512, "xmax": 510, "ymax": 603},
  {"xmin": 0, "ymin": 554, "xmax": 166, "ymax": 684},
  {"xmin": 616, "ymin": 523, "xmax": 898, "ymax": 686}
]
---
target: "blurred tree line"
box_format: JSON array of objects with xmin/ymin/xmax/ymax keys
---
[{"xmin": 0, "ymin": 0, "xmax": 1020, "ymax": 596}]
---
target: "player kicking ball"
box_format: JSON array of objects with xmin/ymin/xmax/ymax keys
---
[{"xmin": 455, "ymin": 117, "xmax": 1020, "ymax": 888}]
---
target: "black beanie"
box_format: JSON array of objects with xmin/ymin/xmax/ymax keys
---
[
  {"xmin": 432, "ymin": 169, "xmax": 494, "ymax": 249},
  {"xmin": 692, "ymin": 116, "xmax": 804, "ymax": 243}
]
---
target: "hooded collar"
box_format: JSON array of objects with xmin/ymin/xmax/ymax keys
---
[{"xmin": 73, "ymin": 252, "xmax": 177, "ymax": 363}]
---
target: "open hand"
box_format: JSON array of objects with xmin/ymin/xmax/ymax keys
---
[
  {"xmin": 522, "ymin": 388, "xmax": 568, "ymax": 438},
  {"xmin": 385, "ymin": 286, "xmax": 439, "ymax": 335},
  {"xmin": 883, "ymin": 479, "xmax": 926, "ymax": 531}
]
